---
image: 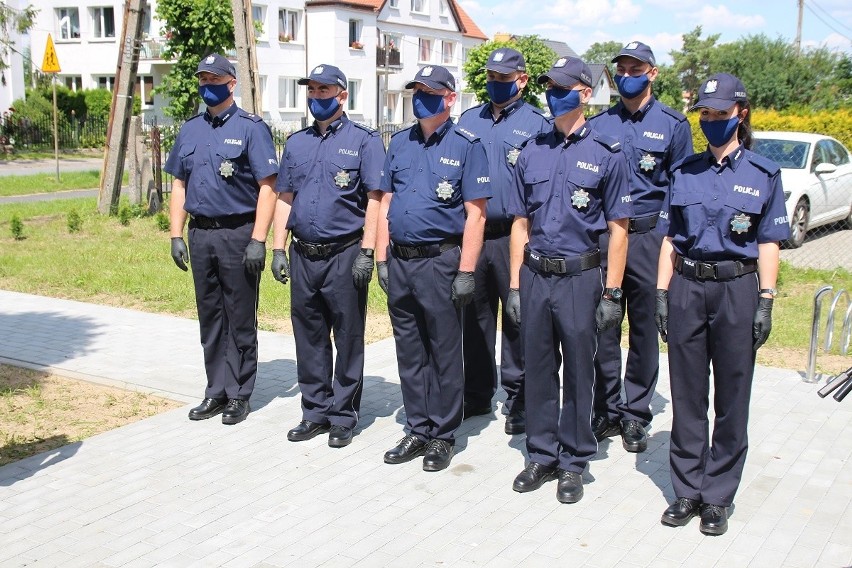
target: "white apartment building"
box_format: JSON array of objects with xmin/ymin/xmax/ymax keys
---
[
  {"xmin": 1, "ymin": 0, "xmax": 28, "ymax": 115},
  {"xmin": 27, "ymin": 0, "xmax": 488, "ymax": 127}
]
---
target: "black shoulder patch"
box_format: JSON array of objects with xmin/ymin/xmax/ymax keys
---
[
  {"xmin": 746, "ymin": 150, "xmax": 781, "ymax": 176},
  {"xmin": 593, "ymin": 133, "xmax": 622, "ymax": 153}
]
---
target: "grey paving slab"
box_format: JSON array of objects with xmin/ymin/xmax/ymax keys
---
[{"xmin": 0, "ymin": 289, "xmax": 851, "ymax": 567}]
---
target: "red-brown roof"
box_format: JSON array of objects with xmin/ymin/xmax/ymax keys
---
[{"xmin": 448, "ymin": 1, "xmax": 488, "ymax": 40}]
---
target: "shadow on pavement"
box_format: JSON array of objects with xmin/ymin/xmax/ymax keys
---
[
  {"xmin": 0, "ymin": 311, "xmax": 100, "ymax": 368},
  {"xmin": 0, "ymin": 439, "xmax": 81, "ymax": 487}
]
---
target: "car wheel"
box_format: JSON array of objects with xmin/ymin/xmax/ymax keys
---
[
  {"xmin": 785, "ymin": 198, "xmax": 809, "ymax": 248},
  {"xmin": 841, "ymin": 203, "xmax": 852, "ymax": 230}
]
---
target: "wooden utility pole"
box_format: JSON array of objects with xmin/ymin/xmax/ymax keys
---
[
  {"xmin": 98, "ymin": 0, "xmax": 145, "ymax": 215},
  {"xmin": 795, "ymin": 0, "xmax": 804, "ymax": 56},
  {"xmin": 230, "ymin": 0, "xmax": 261, "ymax": 114}
]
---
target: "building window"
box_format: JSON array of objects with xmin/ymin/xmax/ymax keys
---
[
  {"xmin": 134, "ymin": 75, "xmax": 154, "ymax": 106},
  {"xmin": 348, "ymin": 80, "xmax": 360, "ymax": 112},
  {"xmin": 411, "ymin": 0, "xmax": 426, "ymax": 14},
  {"xmin": 251, "ymin": 5, "xmax": 266, "ymax": 40},
  {"xmin": 64, "ymin": 76, "xmax": 82, "ymax": 91},
  {"xmin": 278, "ymin": 77, "xmax": 298, "ymax": 109},
  {"xmin": 142, "ymin": 3, "xmax": 152, "ymax": 36},
  {"xmin": 91, "ymin": 7, "xmax": 115, "ymax": 39},
  {"xmin": 462, "ymin": 47, "xmax": 470, "ymax": 64},
  {"xmin": 389, "ymin": 0, "xmax": 398, "ymax": 7},
  {"xmin": 442, "ymin": 41, "xmax": 454, "ymax": 65},
  {"xmin": 349, "ymin": 20, "xmax": 362, "ymax": 48},
  {"xmin": 56, "ymin": 8, "xmax": 80, "ymax": 40},
  {"xmin": 439, "ymin": 0, "xmax": 448, "ymax": 16},
  {"xmin": 96, "ymin": 76, "xmax": 116, "ymax": 91},
  {"xmin": 259, "ymin": 75, "xmax": 268, "ymax": 109},
  {"xmin": 419, "ymin": 38, "xmax": 432, "ymax": 63},
  {"xmin": 278, "ymin": 9, "xmax": 299, "ymax": 42}
]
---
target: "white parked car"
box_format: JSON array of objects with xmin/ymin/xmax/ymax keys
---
[{"xmin": 752, "ymin": 131, "xmax": 852, "ymax": 248}]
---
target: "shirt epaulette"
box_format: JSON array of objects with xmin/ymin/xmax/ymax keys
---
[
  {"xmin": 658, "ymin": 103, "xmax": 688, "ymax": 123},
  {"xmin": 593, "ymin": 133, "xmax": 622, "ymax": 153},
  {"xmin": 528, "ymin": 104, "xmax": 549, "ymax": 118},
  {"xmin": 238, "ymin": 110, "xmax": 263, "ymax": 123},
  {"xmin": 186, "ymin": 112, "xmax": 204, "ymax": 123},
  {"xmin": 454, "ymin": 126, "xmax": 479, "ymax": 142},
  {"xmin": 588, "ymin": 107, "xmax": 609, "ymax": 121},
  {"xmin": 391, "ymin": 125, "xmax": 415, "ymax": 139},
  {"xmin": 672, "ymin": 152, "xmax": 704, "ymax": 171},
  {"xmin": 352, "ymin": 121, "xmax": 379, "ymax": 136},
  {"xmin": 745, "ymin": 150, "xmax": 781, "ymax": 176},
  {"xmin": 459, "ymin": 102, "xmax": 489, "ymax": 119}
]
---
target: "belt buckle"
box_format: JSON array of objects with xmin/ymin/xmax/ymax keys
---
[{"xmin": 696, "ymin": 262, "xmax": 717, "ymax": 280}]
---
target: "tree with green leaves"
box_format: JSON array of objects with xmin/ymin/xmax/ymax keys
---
[
  {"xmin": 653, "ymin": 64, "xmax": 685, "ymax": 111},
  {"xmin": 670, "ymin": 26, "xmax": 721, "ymax": 106},
  {"xmin": 0, "ymin": 3, "xmax": 37, "ymax": 87},
  {"xmin": 462, "ymin": 35, "xmax": 557, "ymax": 108},
  {"xmin": 582, "ymin": 40, "xmax": 623, "ymax": 78},
  {"xmin": 155, "ymin": 0, "xmax": 235, "ymax": 120}
]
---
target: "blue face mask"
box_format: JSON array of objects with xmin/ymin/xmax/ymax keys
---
[
  {"xmin": 308, "ymin": 96, "xmax": 340, "ymax": 121},
  {"xmin": 412, "ymin": 91, "xmax": 446, "ymax": 119},
  {"xmin": 615, "ymin": 73, "xmax": 650, "ymax": 99},
  {"xmin": 486, "ymin": 80, "xmax": 519, "ymax": 105},
  {"xmin": 545, "ymin": 87, "xmax": 581, "ymax": 117},
  {"xmin": 198, "ymin": 83, "xmax": 231, "ymax": 107},
  {"xmin": 700, "ymin": 116, "xmax": 740, "ymax": 147}
]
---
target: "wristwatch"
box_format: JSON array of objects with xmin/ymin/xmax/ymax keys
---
[
  {"xmin": 759, "ymin": 288, "xmax": 777, "ymax": 298},
  {"xmin": 603, "ymin": 287, "xmax": 623, "ymax": 301},
  {"xmin": 361, "ymin": 248, "xmax": 375, "ymax": 257}
]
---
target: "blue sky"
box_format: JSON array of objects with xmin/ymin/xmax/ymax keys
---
[{"xmin": 458, "ymin": 0, "xmax": 852, "ymax": 65}]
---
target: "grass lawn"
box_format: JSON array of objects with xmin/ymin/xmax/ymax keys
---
[{"xmin": 0, "ymin": 170, "xmax": 104, "ymax": 197}]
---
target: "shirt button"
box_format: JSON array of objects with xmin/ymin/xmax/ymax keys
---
[{"xmin": 713, "ymin": 196, "xmax": 717, "ymax": 200}]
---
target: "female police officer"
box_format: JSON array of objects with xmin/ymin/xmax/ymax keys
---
[{"xmin": 654, "ymin": 73, "xmax": 789, "ymax": 535}]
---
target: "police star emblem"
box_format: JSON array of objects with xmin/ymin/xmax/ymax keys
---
[
  {"xmin": 436, "ymin": 179, "xmax": 454, "ymax": 200},
  {"xmin": 507, "ymin": 148, "xmax": 521, "ymax": 166},
  {"xmin": 334, "ymin": 170, "xmax": 351, "ymax": 188},
  {"xmin": 639, "ymin": 153, "xmax": 656, "ymax": 172},
  {"xmin": 219, "ymin": 160, "xmax": 234, "ymax": 178},
  {"xmin": 571, "ymin": 188, "xmax": 591, "ymax": 209},
  {"xmin": 731, "ymin": 213, "xmax": 752, "ymax": 234}
]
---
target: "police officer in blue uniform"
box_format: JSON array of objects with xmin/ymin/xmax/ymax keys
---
[
  {"xmin": 270, "ymin": 64, "xmax": 386, "ymax": 448},
  {"xmin": 456, "ymin": 47, "xmax": 552, "ymax": 435},
  {"xmin": 506, "ymin": 57, "xmax": 631, "ymax": 503},
  {"xmin": 655, "ymin": 74, "xmax": 789, "ymax": 535},
  {"xmin": 167, "ymin": 54, "xmax": 279, "ymax": 425},
  {"xmin": 588, "ymin": 41, "xmax": 693, "ymax": 452},
  {"xmin": 376, "ymin": 65, "xmax": 491, "ymax": 471}
]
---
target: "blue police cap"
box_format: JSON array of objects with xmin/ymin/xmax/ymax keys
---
[
  {"xmin": 482, "ymin": 47, "xmax": 526, "ymax": 74},
  {"xmin": 612, "ymin": 41, "xmax": 656, "ymax": 66},
  {"xmin": 405, "ymin": 65, "xmax": 456, "ymax": 92},
  {"xmin": 691, "ymin": 73, "xmax": 748, "ymax": 111},
  {"xmin": 298, "ymin": 64, "xmax": 347, "ymax": 89},
  {"xmin": 537, "ymin": 57, "xmax": 593, "ymax": 88},
  {"xmin": 195, "ymin": 53, "xmax": 236, "ymax": 77}
]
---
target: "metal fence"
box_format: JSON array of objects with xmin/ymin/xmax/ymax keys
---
[{"xmin": 0, "ymin": 113, "xmax": 110, "ymax": 150}]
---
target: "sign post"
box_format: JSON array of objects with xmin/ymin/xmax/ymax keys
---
[{"xmin": 41, "ymin": 34, "xmax": 61, "ymax": 182}]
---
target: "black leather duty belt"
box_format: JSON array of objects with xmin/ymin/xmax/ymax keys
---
[
  {"xmin": 675, "ymin": 255, "xmax": 757, "ymax": 281},
  {"xmin": 391, "ymin": 237, "xmax": 461, "ymax": 260},
  {"xmin": 524, "ymin": 248, "xmax": 601, "ymax": 276},
  {"xmin": 190, "ymin": 212, "xmax": 255, "ymax": 229},
  {"xmin": 484, "ymin": 219, "xmax": 513, "ymax": 239},
  {"xmin": 628, "ymin": 213, "xmax": 659, "ymax": 234},
  {"xmin": 293, "ymin": 231, "xmax": 362, "ymax": 260}
]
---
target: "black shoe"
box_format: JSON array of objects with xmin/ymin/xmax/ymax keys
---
[
  {"xmin": 556, "ymin": 470, "xmax": 584, "ymax": 504},
  {"xmin": 512, "ymin": 462, "xmax": 556, "ymax": 493},
  {"xmin": 463, "ymin": 402, "xmax": 492, "ymax": 419},
  {"xmin": 661, "ymin": 497, "xmax": 701, "ymax": 527},
  {"xmin": 621, "ymin": 420, "xmax": 648, "ymax": 453},
  {"xmin": 504, "ymin": 409, "xmax": 526, "ymax": 435},
  {"xmin": 384, "ymin": 434, "xmax": 428, "ymax": 464},
  {"xmin": 422, "ymin": 439, "xmax": 454, "ymax": 472},
  {"xmin": 188, "ymin": 397, "xmax": 227, "ymax": 421},
  {"xmin": 592, "ymin": 415, "xmax": 620, "ymax": 441},
  {"xmin": 699, "ymin": 503, "xmax": 728, "ymax": 536},
  {"xmin": 328, "ymin": 425, "xmax": 353, "ymax": 448},
  {"xmin": 221, "ymin": 399, "xmax": 250, "ymax": 425},
  {"xmin": 287, "ymin": 420, "xmax": 330, "ymax": 441}
]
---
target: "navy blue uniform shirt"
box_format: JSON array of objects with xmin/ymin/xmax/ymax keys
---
[
  {"xmin": 589, "ymin": 97, "xmax": 692, "ymax": 217},
  {"xmin": 380, "ymin": 119, "xmax": 492, "ymax": 245},
  {"xmin": 165, "ymin": 103, "xmax": 279, "ymax": 217},
  {"xmin": 276, "ymin": 114, "xmax": 386, "ymax": 242},
  {"xmin": 659, "ymin": 145, "xmax": 790, "ymax": 260},
  {"xmin": 508, "ymin": 124, "xmax": 632, "ymax": 256},
  {"xmin": 456, "ymin": 99, "xmax": 552, "ymax": 222}
]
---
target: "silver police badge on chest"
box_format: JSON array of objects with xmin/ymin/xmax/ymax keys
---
[
  {"xmin": 219, "ymin": 160, "xmax": 234, "ymax": 178},
  {"xmin": 507, "ymin": 148, "xmax": 520, "ymax": 166},
  {"xmin": 334, "ymin": 170, "xmax": 350, "ymax": 188},
  {"xmin": 731, "ymin": 213, "xmax": 752, "ymax": 234},
  {"xmin": 639, "ymin": 153, "xmax": 656, "ymax": 172},
  {"xmin": 571, "ymin": 189, "xmax": 591, "ymax": 209},
  {"xmin": 436, "ymin": 179, "xmax": 454, "ymax": 200}
]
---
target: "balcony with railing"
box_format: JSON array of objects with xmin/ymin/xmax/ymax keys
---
[{"xmin": 376, "ymin": 47, "xmax": 402, "ymax": 68}]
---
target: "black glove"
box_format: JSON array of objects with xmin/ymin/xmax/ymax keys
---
[
  {"xmin": 377, "ymin": 261, "xmax": 389, "ymax": 294},
  {"xmin": 352, "ymin": 248, "xmax": 374, "ymax": 288},
  {"xmin": 506, "ymin": 288, "xmax": 521, "ymax": 327},
  {"xmin": 170, "ymin": 237, "xmax": 189, "ymax": 271},
  {"xmin": 595, "ymin": 297, "xmax": 622, "ymax": 332},
  {"xmin": 242, "ymin": 238, "xmax": 266, "ymax": 275},
  {"xmin": 271, "ymin": 249, "xmax": 290, "ymax": 284},
  {"xmin": 753, "ymin": 296, "xmax": 774, "ymax": 350},
  {"xmin": 451, "ymin": 271, "xmax": 475, "ymax": 309},
  {"xmin": 655, "ymin": 289, "xmax": 669, "ymax": 343}
]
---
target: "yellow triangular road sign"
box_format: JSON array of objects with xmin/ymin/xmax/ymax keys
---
[{"xmin": 42, "ymin": 34, "xmax": 61, "ymax": 73}]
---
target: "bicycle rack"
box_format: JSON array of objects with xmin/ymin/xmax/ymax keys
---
[{"xmin": 806, "ymin": 286, "xmax": 852, "ymax": 383}]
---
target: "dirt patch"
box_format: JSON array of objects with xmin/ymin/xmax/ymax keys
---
[{"xmin": 261, "ymin": 311, "xmax": 394, "ymax": 345}]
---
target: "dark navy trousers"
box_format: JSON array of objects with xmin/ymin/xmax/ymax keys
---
[
  {"xmin": 463, "ymin": 233, "xmax": 524, "ymax": 413},
  {"xmin": 668, "ymin": 272, "xmax": 758, "ymax": 507},
  {"xmin": 188, "ymin": 221, "xmax": 259, "ymax": 401},
  {"xmin": 290, "ymin": 242, "xmax": 366, "ymax": 430},
  {"xmin": 387, "ymin": 246, "xmax": 464, "ymax": 444},
  {"xmin": 595, "ymin": 229, "xmax": 662, "ymax": 425},
  {"xmin": 522, "ymin": 263, "xmax": 603, "ymax": 473}
]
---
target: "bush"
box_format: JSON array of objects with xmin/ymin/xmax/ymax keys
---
[
  {"xmin": 10, "ymin": 214, "xmax": 24, "ymax": 240},
  {"xmin": 154, "ymin": 211, "xmax": 170, "ymax": 232},
  {"xmin": 84, "ymin": 89, "xmax": 113, "ymax": 122},
  {"xmin": 67, "ymin": 210, "xmax": 82, "ymax": 233},
  {"xmin": 118, "ymin": 203, "xmax": 146, "ymax": 226}
]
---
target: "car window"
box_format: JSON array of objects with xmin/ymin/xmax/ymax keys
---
[
  {"xmin": 752, "ymin": 139, "xmax": 808, "ymax": 169},
  {"xmin": 812, "ymin": 141, "xmax": 831, "ymax": 172},
  {"xmin": 826, "ymin": 140, "xmax": 850, "ymax": 166}
]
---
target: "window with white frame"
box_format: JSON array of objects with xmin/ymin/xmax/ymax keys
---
[
  {"xmin": 419, "ymin": 38, "xmax": 432, "ymax": 63},
  {"xmin": 142, "ymin": 3, "xmax": 152, "ymax": 36},
  {"xmin": 251, "ymin": 5, "xmax": 266, "ymax": 40},
  {"xmin": 278, "ymin": 77, "xmax": 298, "ymax": 109},
  {"xmin": 56, "ymin": 7, "xmax": 80, "ymax": 40},
  {"xmin": 411, "ymin": 0, "xmax": 427, "ymax": 14},
  {"xmin": 96, "ymin": 76, "xmax": 116, "ymax": 91},
  {"xmin": 64, "ymin": 76, "xmax": 82, "ymax": 91},
  {"xmin": 278, "ymin": 9, "xmax": 299, "ymax": 42},
  {"xmin": 389, "ymin": 0, "xmax": 398, "ymax": 7},
  {"xmin": 347, "ymin": 80, "xmax": 360, "ymax": 112},
  {"xmin": 91, "ymin": 7, "xmax": 115, "ymax": 39},
  {"xmin": 348, "ymin": 20, "xmax": 362, "ymax": 47},
  {"xmin": 439, "ymin": 0, "xmax": 449, "ymax": 16},
  {"xmin": 442, "ymin": 41, "xmax": 455, "ymax": 65},
  {"xmin": 135, "ymin": 75, "xmax": 154, "ymax": 106}
]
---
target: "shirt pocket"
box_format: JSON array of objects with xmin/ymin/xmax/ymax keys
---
[
  {"xmin": 286, "ymin": 155, "xmax": 313, "ymax": 190},
  {"xmin": 524, "ymin": 169, "xmax": 551, "ymax": 209},
  {"xmin": 215, "ymin": 144, "xmax": 245, "ymax": 179},
  {"xmin": 566, "ymin": 166, "xmax": 604, "ymax": 211},
  {"xmin": 430, "ymin": 165, "xmax": 463, "ymax": 204},
  {"xmin": 724, "ymin": 191, "xmax": 764, "ymax": 238},
  {"xmin": 330, "ymin": 158, "xmax": 360, "ymax": 190},
  {"xmin": 503, "ymin": 139, "xmax": 525, "ymax": 168},
  {"xmin": 635, "ymin": 139, "xmax": 669, "ymax": 182},
  {"xmin": 389, "ymin": 161, "xmax": 411, "ymax": 189},
  {"xmin": 177, "ymin": 143, "xmax": 196, "ymax": 177}
]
